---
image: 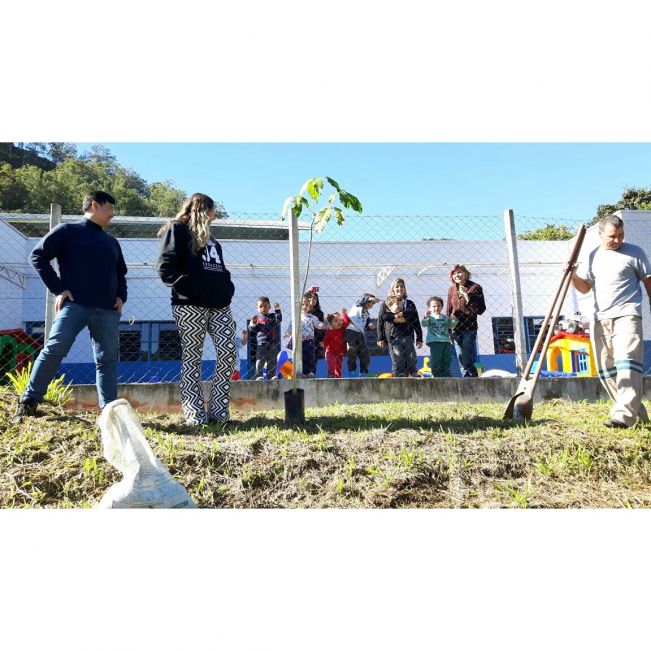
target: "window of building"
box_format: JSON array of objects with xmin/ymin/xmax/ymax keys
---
[
  {"xmin": 492, "ymin": 317, "xmax": 515, "ymax": 354},
  {"xmin": 24, "ymin": 320, "xmax": 183, "ymax": 362},
  {"xmin": 157, "ymin": 326, "xmax": 183, "ymax": 361},
  {"xmin": 119, "ymin": 321, "xmax": 182, "ymax": 362},
  {"xmin": 492, "ymin": 316, "xmax": 559, "ymax": 355},
  {"xmin": 24, "ymin": 321, "xmax": 46, "ymax": 348},
  {"xmin": 524, "ymin": 316, "xmax": 545, "ymax": 354},
  {"xmin": 119, "ymin": 327, "xmax": 143, "ymax": 361}
]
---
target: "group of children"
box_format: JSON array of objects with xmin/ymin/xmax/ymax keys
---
[
  {"xmin": 376, "ymin": 278, "xmax": 458, "ymax": 377},
  {"xmin": 248, "ymin": 278, "xmax": 461, "ymax": 379}
]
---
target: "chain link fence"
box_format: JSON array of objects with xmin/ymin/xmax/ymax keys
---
[{"xmin": 3, "ymin": 208, "xmax": 640, "ymax": 385}]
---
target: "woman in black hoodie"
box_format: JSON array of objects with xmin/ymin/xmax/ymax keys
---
[{"xmin": 156, "ymin": 193, "xmax": 236, "ymax": 425}]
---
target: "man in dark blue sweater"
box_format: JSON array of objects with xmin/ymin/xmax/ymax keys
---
[{"xmin": 14, "ymin": 191, "xmax": 128, "ymax": 422}]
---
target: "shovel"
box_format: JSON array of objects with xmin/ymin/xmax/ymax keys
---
[{"xmin": 503, "ymin": 224, "xmax": 587, "ymax": 423}]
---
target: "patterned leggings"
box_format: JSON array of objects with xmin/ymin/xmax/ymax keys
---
[{"xmin": 172, "ymin": 304, "xmax": 236, "ymax": 424}]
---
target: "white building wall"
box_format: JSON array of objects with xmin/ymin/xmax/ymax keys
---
[{"xmin": 0, "ymin": 220, "xmax": 34, "ymax": 331}]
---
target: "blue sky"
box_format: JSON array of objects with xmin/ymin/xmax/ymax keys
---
[{"xmin": 83, "ymin": 142, "xmax": 651, "ymax": 222}]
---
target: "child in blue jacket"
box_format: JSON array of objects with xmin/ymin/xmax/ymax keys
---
[{"xmin": 249, "ymin": 296, "xmax": 282, "ymax": 379}]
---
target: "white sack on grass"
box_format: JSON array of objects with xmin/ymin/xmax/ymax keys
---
[
  {"xmin": 482, "ymin": 369, "xmax": 517, "ymax": 378},
  {"xmin": 97, "ymin": 399, "xmax": 196, "ymax": 509}
]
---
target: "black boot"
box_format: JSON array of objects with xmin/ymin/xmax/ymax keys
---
[{"xmin": 12, "ymin": 399, "xmax": 39, "ymax": 424}]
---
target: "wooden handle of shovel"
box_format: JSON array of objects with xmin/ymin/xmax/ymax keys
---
[
  {"xmin": 528, "ymin": 265, "xmax": 575, "ymax": 386},
  {"xmin": 520, "ymin": 224, "xmax": 587, "ymax": 380}
]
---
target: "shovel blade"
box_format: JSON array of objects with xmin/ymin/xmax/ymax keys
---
[
  {"xmin": 504, "ymin": 377, "xmax": 536, "ymax": 422},
  {"xmin": 503, "ymin": 391, "xmax": 535, "ymax": 423},
  {"xmin": 503, "ymin": 392, "xmax": 524, "ymax": 420},
  {"xmin": 513, "ymin": 392, "xmax": 534, "ymax": 423}
]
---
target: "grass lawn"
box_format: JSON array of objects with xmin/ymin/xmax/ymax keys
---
[{"xmin": 2, "ymin": 387, "xmax": 651, "ymax": 508}]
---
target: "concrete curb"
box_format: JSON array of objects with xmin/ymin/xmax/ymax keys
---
[{"xmin": 66, "ymin": 376, "xmax": 650, "ymax": 413}]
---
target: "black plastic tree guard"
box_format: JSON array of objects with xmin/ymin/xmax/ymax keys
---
[{"xmin": 284, "ymin": 388, "xmax": 305, "ymax": 426}]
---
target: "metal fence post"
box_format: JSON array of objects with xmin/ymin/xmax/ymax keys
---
[
  {"xmin": 288, "ymin": 207, "xmax": 303, "ymax": 382},
  {"xmin": 44, "ymin": 203, "xmax": 61, "ymax": 340},
  {"xmin": 503, "ymin": 209, "xmax": 527, "ymax": 375}
]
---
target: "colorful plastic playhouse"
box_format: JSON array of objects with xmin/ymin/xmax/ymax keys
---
[
  {"xmin": 0, "ymin": 329, "xmax": 42, "ymax": 381},
  {"xmin": 545, "ymin": 332, "xmax": 597, "ymax": 377}
]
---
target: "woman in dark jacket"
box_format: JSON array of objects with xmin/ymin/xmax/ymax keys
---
[
  {"xmin": 156, "ymin": 193, "xmax": 236, "ymax": 425},
  {"xmin": 446, "ymin": 264, "xmax": 486, "ymax": 377},
  {"xmin": 306, "ymin": 288, "xmax": 326, "ymax": 361},
  {"xmin": 376, "ymin": 278, "xmax": 423, "ymax": 377}
]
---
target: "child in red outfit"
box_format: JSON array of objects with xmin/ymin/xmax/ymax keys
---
[{"xmin": 322, "ymin": 309, "xmax": 350, "ymax": 378}]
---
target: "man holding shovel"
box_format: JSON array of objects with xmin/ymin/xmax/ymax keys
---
[{"xmin": 571, "ymin": 214, "xmax": 651, "ymax": 428}]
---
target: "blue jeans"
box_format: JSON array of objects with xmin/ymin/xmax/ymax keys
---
[
  {"xmin": 451, "ymin": 329, "xmax": 478, "ymax": 377},
  {"xmin": 23, "ymin": 302, "xmax": 120, "ymax": 407}
]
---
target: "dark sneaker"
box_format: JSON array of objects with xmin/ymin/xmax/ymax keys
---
[
  {"xmin": 603, "ymin": 418, "xmax": 628, "ymax": 429},
  {"xmin": 13, "ymin": 400, "xmax": 39, "ymax": 424}
]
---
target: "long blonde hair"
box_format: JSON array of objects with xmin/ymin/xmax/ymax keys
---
[
  {"xmin": 158, "ymin": 192, "xmax": 215, "ymax": 254},
  {"xmin": 387, "ymin": 277, "xmax": 408, "ymax": 300}
]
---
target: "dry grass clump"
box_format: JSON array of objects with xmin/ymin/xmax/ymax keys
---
[{"xmin": 1, "ymin": 388, "xmax": 651, "ymax": 508}]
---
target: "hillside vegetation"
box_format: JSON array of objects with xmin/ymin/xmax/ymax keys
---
[{"xmin": 1, "ymin": 388, "xmax": 651, "ymax": 508}]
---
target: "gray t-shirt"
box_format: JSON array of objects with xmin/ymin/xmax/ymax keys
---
[{"xmin": 578, "ymin": 242, "xmax": 651, "ymax": 320}]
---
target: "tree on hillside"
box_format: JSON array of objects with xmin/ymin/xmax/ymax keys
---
[
  {"xmin": 0, "ymin": 143, "xmax": 56, "ymax": 171},
  {"xmin": 0, "ymin": 144, "xmax": 189, "ymax": 216},
  {"xmin": 46, "ymin": 143, "xmax": 78, "ymax": 163},
  {"xmin": 81, "ymin": 145, "xmax": 119, "ymax": 176},
  {"xmin": 148, "ymin": 181, "xmax": 187, "ymax": 217},
  {"xmin": 110, "ymin": 167, "xmax": 151, "ymax": 215},
  {"xmin": 46, "ymin": 157, "xmax": 105, "ymax": 212},
  {"xmin": 518, "ymin": 223, "xmax": 574, "ymax": 240},
  {"xmin": 0, "ymin": 164, "xmax": 29, "ymax": 210},
  {"xmin": 593, "ymin": 186, "xmax": 651, "ymax": 225},
  {"xmin": 12, "ymin": 165, "xmax": 54, "ymax": 212},
  {"xmin": 19, "ymin": 142, "xmax": 49, "ymax": 157}
]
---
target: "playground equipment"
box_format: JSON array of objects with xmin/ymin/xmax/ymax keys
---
[
  {"xmin": 0, "ymin": 329, "xmax": 42, "ymax": 382},
  {"xmin": 279, "ymin": 361, "xmax": 294, "ymax": 379},
  {"xmin": 418, "ymin": 357, "xmax": 432, "ymax": 378},
  {"xmin": 276, "ymin": 350, "xmax": 294, "ymax": 379},
  {"xmin": 545, "ymin": 332, "xmax": 597, "ymax": 377}
]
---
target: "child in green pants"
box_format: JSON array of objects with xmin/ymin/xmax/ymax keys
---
[{"xmin": 421, "ymin": 296, "xmax": 457, "ymax": 377}]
